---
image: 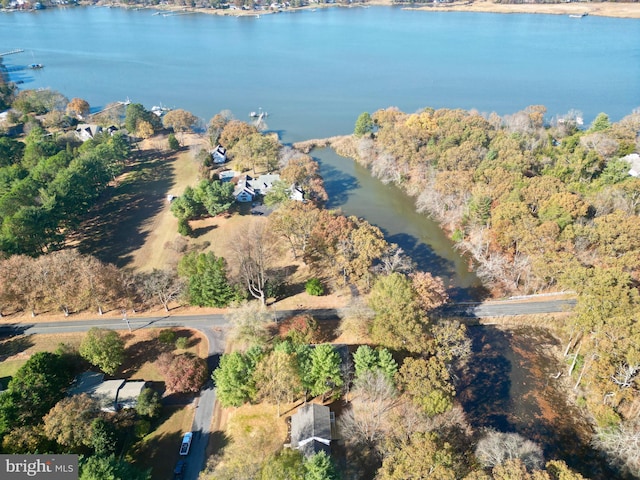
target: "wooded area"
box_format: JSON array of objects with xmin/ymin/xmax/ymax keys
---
[{"xmin": 344, "ymin": 105, "xmax": 640, "ymax": 476}]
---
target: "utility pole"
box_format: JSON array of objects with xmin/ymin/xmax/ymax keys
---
[{"xmin": 122, "ymin": 309, "xmax": 131, "ymax": 332}]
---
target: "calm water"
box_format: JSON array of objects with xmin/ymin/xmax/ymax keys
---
[{"xmin": 1, "ymin": 7, "xmax": 639, "ymax": 143}]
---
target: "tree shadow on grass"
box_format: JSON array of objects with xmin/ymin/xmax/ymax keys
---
[
  {"xmin": 191, "ymin": 224, "xmax": 216, "ymax": 238},
  {"xmin": 0, "ymin": 334, "xmax": 34, "ymax": 360},
  {"xmin": 120, "ymin": 338, "xmax": 173, "ymax": 379},
  {"xmin": 72, "ymin": 149, "xmax": 177, "ymax": 267},
  {"xmin": 129, "ymin": 423, "xmax": 184, "ymax": 480}
]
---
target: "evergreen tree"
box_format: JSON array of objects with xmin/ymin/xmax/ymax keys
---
[
  {"xmin": 178, "ymin": 252, "xmax": 237, "ymax": 307},
  {"xmin": 308, "ymin": 344, "xmax": 343, "ymax": 400},
  {"xmin": 213, "ymin": 352, "xmax": 257, "ymax": 407},
  {"xmin": 354, "ymin": 112, "xmax": 374, "ymax": 137},
  {"xmin": 304, "ymin": 451, "xmax": 340, "ymax": 480}
]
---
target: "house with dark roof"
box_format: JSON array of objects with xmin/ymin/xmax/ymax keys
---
[{"xmin": 289, "ymin": 403, "xmax": 334, "ymax": 458}]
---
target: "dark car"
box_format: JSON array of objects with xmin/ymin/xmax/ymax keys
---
[{"xmin": 174, "ymin": 460, "xmax": 186, "ymax": 480}]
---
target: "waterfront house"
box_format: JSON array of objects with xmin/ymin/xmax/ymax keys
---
[
  {"xmin": 622, "ymin": 153, "xmax": 640, "ymax": 177},
  {"xmin": 211, "ymin": 145, "xmax": 228, "ymax": 164},
  {"xmin": 290, "ymin": 184, "xmax": 305, "ymax": 202},
  {"xmin": 233, "ymin": 175, "xmax": 256, "ymax": 203},
  {"xmin": 75, "ymin": 124, "xmax": 102, "ymax": 142},
  {"xmin": 247, "ymin": 173, "xmax": 280, "ymax": 195},
  {"xmin": 233, "ymin": 173, "xmax": 305, "ymax": 203}
]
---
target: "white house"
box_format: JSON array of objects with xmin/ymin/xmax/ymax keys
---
[
  {"xmin": 622, "ymin": 153, "xmax": 640, "ymax": 178},
  {"xmin": 211, "ymin": 145, "xmax": 228, "ymax": 164},
  {"xmin": 75, "ymin": 124, "xmax": 102, "ymax": 142},
  {"xmin": 233, "ymin": 176, "xmax": 256, "ymax": 203},
  {"xmin": 247, "ymin": 173, "xmax": 281, "ymax": 195},
  {"xmin": 233, "ymin": 173, "xmax": 305, "ymax": 203},
  {"xmin": 289, "ymin": 185, "xmax": 305, "ymax": 202}
]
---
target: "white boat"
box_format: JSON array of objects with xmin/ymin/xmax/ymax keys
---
[
  {"xmin": 249, "ymin": 107, "xmax": 268, "ymax": 118},
  {"xmin": 568, "ymin": 13, "xmax": 588, "ymax": 18}
]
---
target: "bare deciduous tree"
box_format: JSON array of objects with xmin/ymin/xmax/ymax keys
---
[
  {"xmin": 138, "ymin": 269, "xmax": 185, "ymax": 312},
  {"xmin": 593, "ymin": 419, "xmax": 640, "ymax": 478},
  {"xmin": 338, "ymin": 370, "xmax": 398, "ymax": 448},
  {"xmin": 225, "ymin": 301, "xmax": 271, "ymax": 351},
  {"xmin": 228, "ymin": 220, "xmax": 275, "ymax": 305},
  {"xmin": 475, "ymin": 430, "xmax": 544, "ymax": 471}
]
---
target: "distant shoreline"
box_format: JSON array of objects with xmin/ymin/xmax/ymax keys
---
[{"xmin": 83, "ymin": 0, "xmax": 640, "ymax": 20}]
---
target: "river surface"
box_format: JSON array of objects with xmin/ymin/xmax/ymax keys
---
[
  {"xmin": 2, "ymin": 7, "xmax": 638, "ymax": 476},
  {"xmin": 315, "ymin": 147, "xmax": 484, "ymax": 300}
]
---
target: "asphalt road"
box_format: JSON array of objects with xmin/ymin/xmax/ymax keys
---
[
  {"xmin": 0, "ymin": 298, "xmax": 576, "ymax": 478},
  {"xmin": 183, "ymin": 326, "xmax": 225, "ymax": 480}
]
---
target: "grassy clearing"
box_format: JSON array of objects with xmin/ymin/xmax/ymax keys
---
[
  {"xmin": 216, "ymin": 404, "xmax": 290, "ymax": 469},
  {"xmin": 0, "ymin": 332, "xmax": 85, "ymax": 381},
  {"xmin": 0, "ymin": 327, "xmax": 206, "ymax": 384},
  {"xmin": 129, "ymin": 405, "xmax": 194, "ymax": 480}
]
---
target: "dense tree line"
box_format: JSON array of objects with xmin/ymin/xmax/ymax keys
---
[
  {"xmin": 344, "ymin": 105, "xmax": 640, "ymax": 475},
  {"xmin": 0, "ymin": 94, "xmax": 130, "ymax": 256}
]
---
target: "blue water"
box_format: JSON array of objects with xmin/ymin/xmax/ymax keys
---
[{"xmin": 1, "ymin": 7, "xmax": 639, "ymax": 142}]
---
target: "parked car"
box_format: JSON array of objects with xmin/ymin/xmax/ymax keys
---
[{"xmin": 174, "ymin": 460, "xmax": 186, "ymax": 480}]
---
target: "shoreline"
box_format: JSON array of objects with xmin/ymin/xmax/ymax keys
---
[{"xmin": 82, "ymin": 0, "xmax": 640, "ymax": 20}]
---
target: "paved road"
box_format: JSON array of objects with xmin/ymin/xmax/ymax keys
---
[
  {"xmin": 184, "ymin": 326, "xmax": 225, "ymax": 480},
  {"xmin": 0, "ymin": 298, "xmax": 576, "ymax": 478},
  {"xmin": 441, "ymin": 298, "xmax": 577, "ymax": 319},
  {"xmin": 0, "ymin": 308, "xmax": 341, "ymax": 337}
]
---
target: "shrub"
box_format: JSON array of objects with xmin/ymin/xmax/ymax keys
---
[
  {"xmin": 175, "ymin": 337, "xmax": 188, "ymax": 349},
  {"xmin": 157, "ymin": 353, "xmax": 207, "ymax": 394},
  {"xmin": 158, "ymin": 329, "xmax": 177, "ymax": 344},
  {"xmin": 136, "ymin": 388, "xmax": 162, "ymax": 418},
  {"xmin": 177, "ymin": 217, "xmax": 192, "ymax": 237},
  {"xmin": 305, "ymin": 278, "xmax": 324, "ymax": 296},
  {"xmin": 168, "ymin": 133, "xmax": 179, "ymax": 150}
]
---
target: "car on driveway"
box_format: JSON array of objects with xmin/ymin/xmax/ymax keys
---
[{"xmin": 174, "ymin": 460, "xmax": 186, "ymax": 480}]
